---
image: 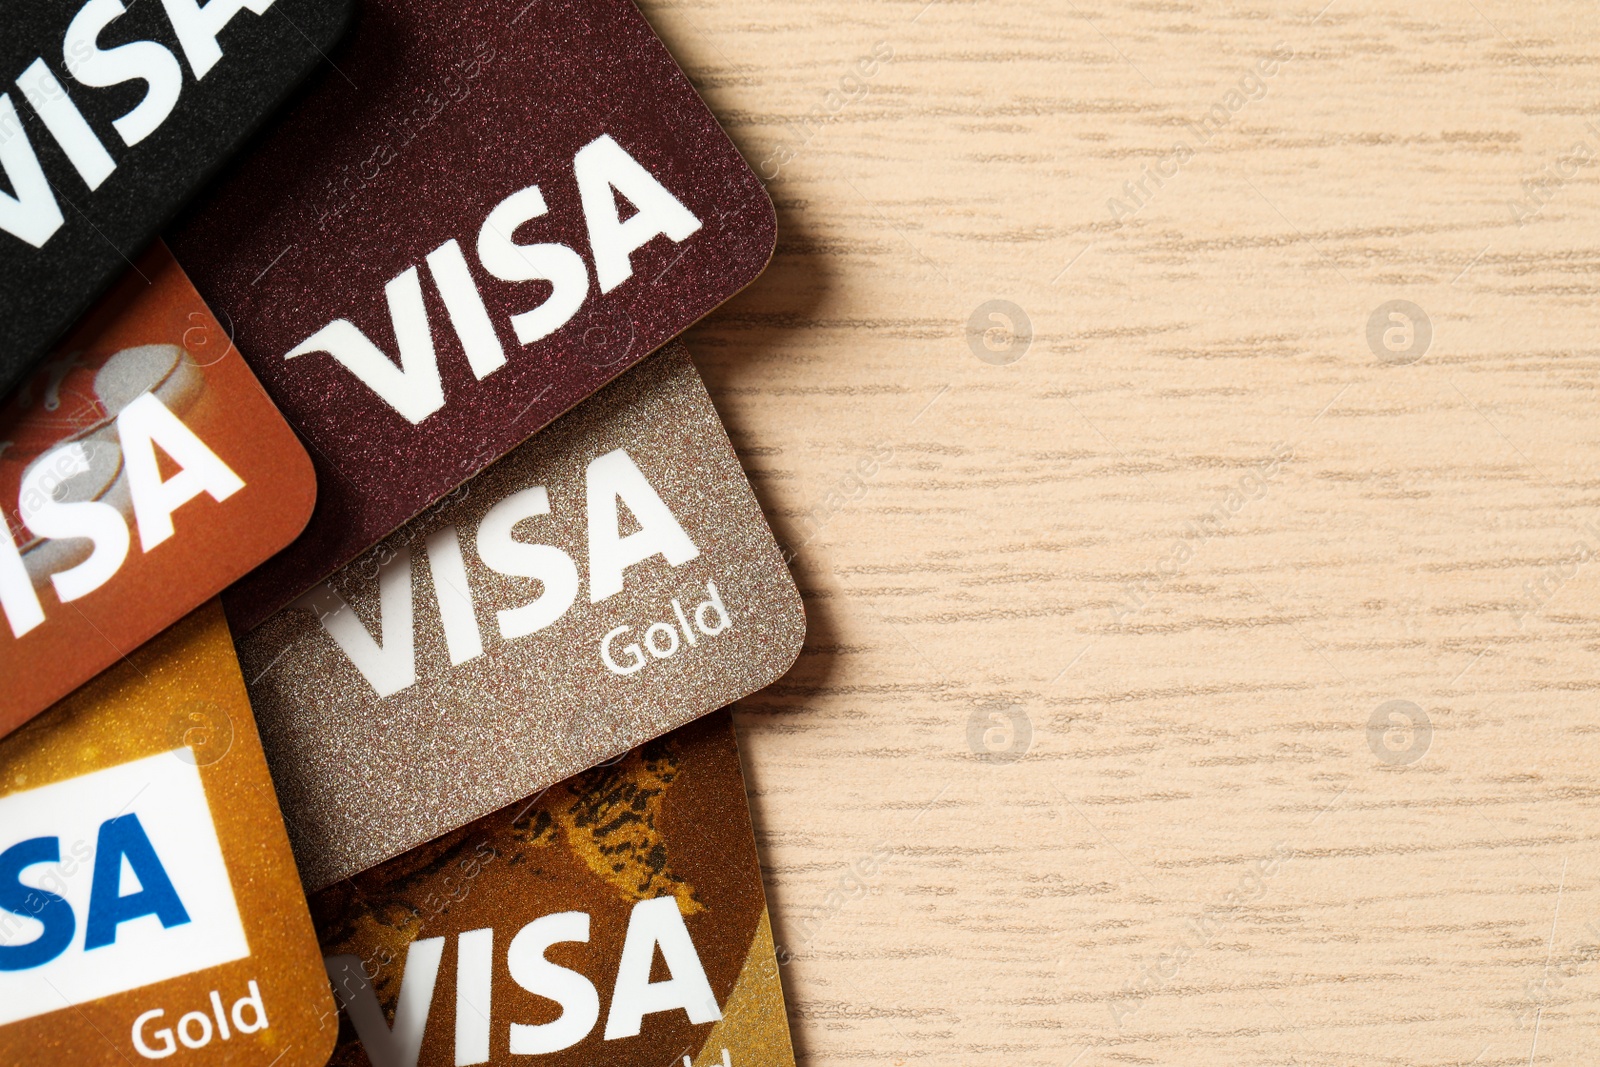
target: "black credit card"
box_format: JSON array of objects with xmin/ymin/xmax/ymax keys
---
[{"xmin": 0, "ymin": 0, "xmax": 354, "ymax": 396}]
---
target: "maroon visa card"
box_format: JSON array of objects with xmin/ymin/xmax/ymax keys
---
[{"xmin": 169, "ymin": 0, "xmax": 776, "ymax": 632}]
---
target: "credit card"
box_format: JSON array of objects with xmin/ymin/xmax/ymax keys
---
[
  {"xmin": 0, "ymin": 241, "xmax": 316, "ymax": 737},
  {"xmin": 0, "ymin": 0, "xmax": 353, "ymax": 396},
  {"xmin": 314, "ymin": 710, "xmax": 795, "ymax": 1067},
  {"xmin": 168, "ymin": 0, "xmax": 779, "ymax": 633},
  {"xmin": 0, "ymin": 601, "xmax": 337, "ymax": 1067},
  {"xmin": 238, "ymin": 343, "xmax": 804, "ymax": 889}
]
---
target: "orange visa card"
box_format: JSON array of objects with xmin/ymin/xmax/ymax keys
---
[
  {"xmin": 0, "ymin": 242, "xmax": 316, "ymax": 735},
  {"xmin": 0, "ymin": 601, "xmax": 337, "ymax": 1066}
]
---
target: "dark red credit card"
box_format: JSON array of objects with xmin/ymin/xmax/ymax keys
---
[{"xmin": 169, "ymin": 0, "xmax": 775, "ymax": 632}]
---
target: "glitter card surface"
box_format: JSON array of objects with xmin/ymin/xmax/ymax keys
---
[
  {"xmin": 0, "ymin": 602, "xmax": 337, "ymax": 1067},
  {"xmin": 238, "ymin": 344, "xmax": 804, "ymax": 889}
]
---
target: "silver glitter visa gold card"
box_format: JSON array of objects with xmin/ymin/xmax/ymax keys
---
[{"xmin": 236, "ymin": 343, "xmax": 804, "ymax": 890}]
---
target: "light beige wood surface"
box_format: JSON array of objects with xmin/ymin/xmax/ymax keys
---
[{"xmin": 643, "ymin": 1, "xmax": 1600, "ymax": 1063}]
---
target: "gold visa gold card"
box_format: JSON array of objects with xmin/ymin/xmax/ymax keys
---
[
  {"xmin": 238, "ymin": 343, "xmax": 806, "ymax": 889},
  {"xmin": 313, "ymin": 710, "xmax": 796, "ymax": 1067},
  {"xmin": 0, "ymin": 602, "xmax": 336, "ymax": 1066}
]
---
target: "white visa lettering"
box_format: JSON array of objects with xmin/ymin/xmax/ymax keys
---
[
  {"xmin": 477, "ymin": 185, "xmax": 588, "ymax": 346},
  {"xmin": 64, "ymin": 0, "xmax": 185, "ymax": 148},
  {"xmin": 584, "ymin": 448, "xmax": 698, "ymax": 603},
  {"xmin": 0, "ymin": 391, "xmax": 245, "ymax": 640},
  {"xmin": 296, "ymin": 448, "xmax": 696, "ymax": 697},
  {"xmin": 573, "ymin": 133, "xmax": 702, "ymax": 294},
  {"xmin": 0, "ymin": 0, "xmax": 276, "ymax": 249},
  {"xmin": 283, "ymin": 135, "xmax": 701, "ymax": 423},
  {"xmin": 325, "ymin": 938, "xmax": 444, "ymax": 1067},
  {"xmin": 476, "ymin": 485, "xmax": 579, "ymax": 640},
  {"xmin": 17, "ymin": 441, "xmax": 129, "ymax": 608},
  {"xmin": 118, "ymin": 391, "xmax": 245, "ymax": 551},
  {"xmin": 326, "ymin": 898, "xmax": 719, "ymax": 1065},
  {"xmin": 0, "ymin": 93, "xmax": 67, "ymax": 248},
  {"xmin": 157, "ymin": 0, "xmax": 277, "ymax": 80},
  {"xmin": 505, "ymin": 913, "xmax": 597, "ymax": 1055},
  {"xmin": 16, "ymin": 59, "xmax": 115, "ymax": 190},
  {"xmin": 283, "ymin": 266, "xmax": 445, "ymax": 425},
  {"xmin": 289, "ymin": 549, "xmax": 417, "ymax": 700}
]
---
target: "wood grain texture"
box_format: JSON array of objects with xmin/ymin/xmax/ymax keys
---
[{"xmin": 640, "ymin": 0, "xmax": 1600, "ymax": 1062}]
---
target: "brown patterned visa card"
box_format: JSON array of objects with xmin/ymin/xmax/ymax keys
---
[
  {"xmin": 0, "ymin": 241, "xmax": 315, "ymax": 737},
  {"xmin": 238, "ymin": 343, "xmax": 805, "ymax": 889},
  {"xmin": 0, "ymin": 602, "xmax": 336, "ymax": 1067},
  {"xmin": 314, "ymin": 711, "xmax": 795, "ymax": 1067}
]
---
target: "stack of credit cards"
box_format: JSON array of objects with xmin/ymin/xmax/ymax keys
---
[{"xmin": 0, "ymin": 2, "xmax": 803, "ymax": 1064}]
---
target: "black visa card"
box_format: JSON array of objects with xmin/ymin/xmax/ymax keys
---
[{"xmin": 0, "ymin": 0, "xmax": 353, "ymax": 395}]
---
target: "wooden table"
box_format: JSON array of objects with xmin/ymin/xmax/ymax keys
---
[{"xmin": 650, "ymin": 0, "xmax": 1600, "ymax": 1062}]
